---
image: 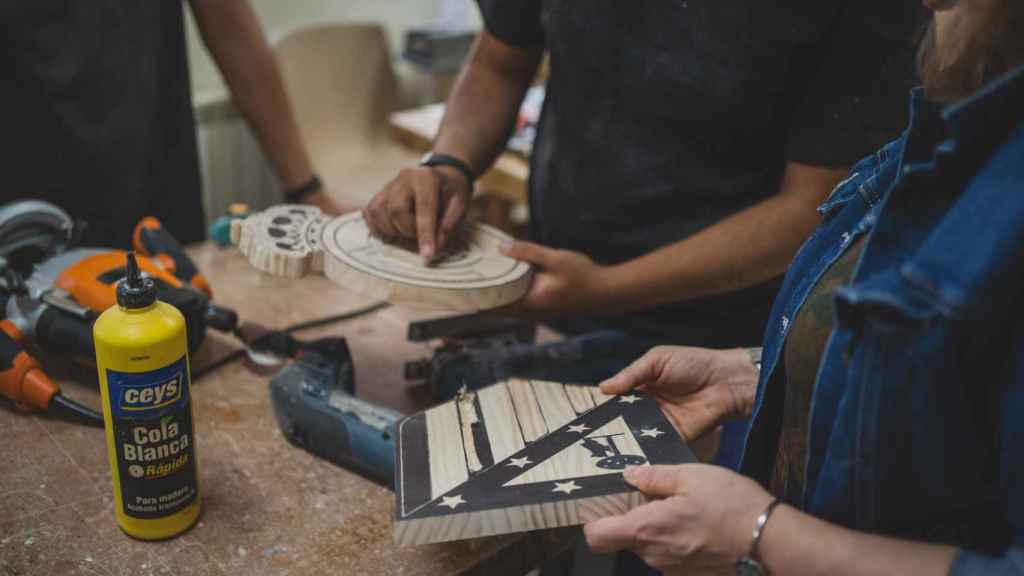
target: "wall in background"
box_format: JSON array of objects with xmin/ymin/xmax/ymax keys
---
[
  {"xmin": 187, "ymin": 0, "xmax": 480, "ymax": 225},
  {"xmin": 185, "ymin": 0, "xmax": 480, "ymax": 101}
]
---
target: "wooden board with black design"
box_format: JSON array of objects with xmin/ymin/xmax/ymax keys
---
[
  {"xmin": 394, "ymin": 379, "xmax": 695, "ymax": 546},
  {"xmin": 231, "ymin": 205, "xmax": 533, "ymax": 311}
]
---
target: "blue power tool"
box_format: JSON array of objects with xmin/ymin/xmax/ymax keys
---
[{"xmin": 269, "ymin": 337, "xmax": 402, "ymax": 486}]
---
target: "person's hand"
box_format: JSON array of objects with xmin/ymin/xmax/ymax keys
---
[
  {"xmin": 585, "ymin": 464, "xmax": 775, "ymax": 575},
  {"xmin": 362, "ymin": 165, "xmax": 472, "ymax": 260},
  {"xmin": 499, "ymin": 240, "xmax": 616, "ymax": 314},
  {"xmin": 302, "ymin": 189, "xmax": 355, "ymax": 216},
  {"xmin": 599, "ymin": 346, "xmax": 757, "ymax": 442}
]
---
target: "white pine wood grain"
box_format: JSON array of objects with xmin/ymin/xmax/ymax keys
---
[
  {"xmin": 564, "ymin": 384, "xmax": 596, "ymax": 414},
  {"xmin": 425, "ymin": 401, "xmax": 469, "ymax": 499},
  {"xmin": 393, "ymin": 491, "xmax": 646, "ymax": 546},
  {"xmin": 589, "ymin": 386, "xmax": 614, "ymax": 405},
  {"xmin": 530, "ymin": 380, "xmax": 577, "ymax": 432},
  {"xmin": 476, "ymin": 382, "xmax": 527, "ymax": 463},
  {"xmin": 506, "ymin": 378, "xmax": 548, "ymax": 443}
]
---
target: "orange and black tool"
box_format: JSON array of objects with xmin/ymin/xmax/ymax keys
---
[
  {"xmin": 0, "ymin": 320, "xmax": 103, "ymax": 426},
  {"xmin": 49, "ymin": 250, "xmax": 230, "ymax": 354},
  {"xmin": 133, "ymin": 217, "xmax": 212, "ymax": 297},
  {"xmin": 54, "ymin": 251, "xmax": 185, "ymax": 313}
]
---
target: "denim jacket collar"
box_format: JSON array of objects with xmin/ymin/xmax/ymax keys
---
[
  {"xmin": 901, "ymin": 65, "xmax": 1024, "ymax": 177},
  {"xmin": 888, "ymin": 66, "xmax": 1024, "ymax": 316},
  {"xmin": 945, "ymin": 64, "xmax": 1024, "ymax": 158}
]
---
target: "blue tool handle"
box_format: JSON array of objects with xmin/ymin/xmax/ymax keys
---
[{"xmin": 269, "ymin": 350, "xmax": 400, "ymax": 486}]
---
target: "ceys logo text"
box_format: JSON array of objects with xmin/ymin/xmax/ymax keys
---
[{"xmin": 119, "ymin": 374, "xmax": 183, "ymax": 411}]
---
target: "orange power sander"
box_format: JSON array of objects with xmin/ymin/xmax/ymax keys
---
[{"xmin": 0, "ymin": 200, "xmax": 238, "ymax": 425}]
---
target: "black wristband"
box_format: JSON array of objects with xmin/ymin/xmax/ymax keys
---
[
  {"xmin": 284, "ymin": 174, "xmax": 323, "ymax": 204},
  {"xmin": 420, "ymin": 153, "xmax": 476, "ymax": 188}
]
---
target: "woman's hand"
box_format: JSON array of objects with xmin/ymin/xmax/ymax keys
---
[
  {"xmin": 585, "ymin": 464, "xmax": 774, "ymax": 575},
  {"xmin": 599, "ymin": 346, "xmax": 758, "ymax": 442}
]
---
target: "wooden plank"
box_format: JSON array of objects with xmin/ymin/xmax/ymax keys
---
[
  {"xmin": 564, "ymin": 385, "xmax": 596, "ymax": 414},
  {"xmin": 425, "ymin": 401, "xmax": 470, "ymax": 499},
  {"xmin": 394, "ymin": 492, "xmax": 645, "ymax": 546},
  {"xmin": 530, "ymin": 381, "xmax": 577, "ymax": 432},
  {"xmin": 589, "ymin": 386, "xmax": 613, "ymax": 405},
  {"xmin": 394, "ymin": 390, "xmax": 695, "ymax": 546},
  {"xmin": 507, "ymin": 378, "xmax": 548, "ymax": 443},
  {"xmin": 477, "ymin": 382, "xmax": 526, "ymax": 463}
]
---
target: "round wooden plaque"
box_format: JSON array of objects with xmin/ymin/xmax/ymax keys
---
[{"xmin": 232, "ymin": 205, "xmax": 532, "ymax": 311}]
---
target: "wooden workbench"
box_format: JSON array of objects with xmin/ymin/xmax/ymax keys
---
[{"xmin": 0, "ymin": 244, "xmax": 572, "ymax": 576}]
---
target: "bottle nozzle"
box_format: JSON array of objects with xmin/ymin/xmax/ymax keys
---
[
  {"xmin": 126, "ymin": 251, "xmax": 142, "ymax": 288},
  {"xmin": 117, "ymin": 251, "xmax": 157, "ymax": 308}
]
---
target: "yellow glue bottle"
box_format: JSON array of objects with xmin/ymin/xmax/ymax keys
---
[{"xmin": 93, "ymin": 252, "xmax": 200, "ymax": 539}]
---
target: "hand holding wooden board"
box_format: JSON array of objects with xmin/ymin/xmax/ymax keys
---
[
  {"xmin": 394, "ymin": 379, "xmax": 695, "ymax": 545},
  {"xmin": 231, "ymin": 205, "xmax": 532, "ymax": 311}
]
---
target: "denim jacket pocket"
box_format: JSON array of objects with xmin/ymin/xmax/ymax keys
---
[
  {"xmin": 827, "ymin": 280, "xmax": 946, "ymax": 528},
  {"xmin": 827, "ymin": 280, "xmax": 978, "ymax": 532}
]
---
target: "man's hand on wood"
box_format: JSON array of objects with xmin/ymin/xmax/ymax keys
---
[{"xmin": 363, "ymin": 165, "xmax": 472, "ymax": 261}]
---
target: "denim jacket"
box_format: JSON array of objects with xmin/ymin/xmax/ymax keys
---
[{"xmin": 740, "ymin": 66, "xmax": 1024, "ymax": 574}]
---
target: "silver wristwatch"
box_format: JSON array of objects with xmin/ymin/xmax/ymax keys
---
[
  {"xmin": 736, "ymin": 498, "xmax": 782, "ymax": 575},
  {"xmin": 748, "ymin": 347, "xmax": 763, "ymax": 373}
]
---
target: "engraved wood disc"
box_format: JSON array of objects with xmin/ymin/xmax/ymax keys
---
[{"xmin": 232, "ymin": 205, "xmax": 532, "ymax": 311}]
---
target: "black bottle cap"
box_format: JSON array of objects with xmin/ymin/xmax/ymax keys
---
[{"xmin": 117, "ymin": 252, "xmax": 157, "ymax": 309}]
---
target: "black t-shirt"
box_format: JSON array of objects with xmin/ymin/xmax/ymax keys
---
[
  {"xmin": 2, "ymin": 1, "xmax": 205, "ymax": 249},
  {"xmin": 477, "ymin": 0, "xmax": 924, "ymax": 346}
]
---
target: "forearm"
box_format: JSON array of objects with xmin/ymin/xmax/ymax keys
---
[
  {"xmin": 433, "ymin": 32, "xmax": 542, "ymax": 177},
  {"xmin": 603, "ymin": 163, "xmax": 847, "ymax": 313},
  {"xmin": 190, "ymin": 0, "xmax": 313, "ymax": 188},
  {"xmin": 760, "ymin": 505, "xmax": 958, "ymax": 576}
]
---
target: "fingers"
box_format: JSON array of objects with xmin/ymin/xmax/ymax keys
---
[
  {"xmin": 437, "ymin": 191, "xmax": 468, "ymax": 252},
  {"xmin": 415, "ymin": 182, "xmax": 439, "ymax": 259},
  {"xmin": 364, "ymin": 168, "xmax": 447, "ymax": 252},
  {"xmin": 585, "ymin": 497, "xmax": 671, "ymax": 553},
  {"xmin": 387, "ymin": 190, "xmax": 417, "ymax": 239},
  {"xmin": 623, "ymin": 465, "xmax": 684, "ymax": 498},
  {"xmin": 363, "ymin": 189, "xmax": 399, "ymax": 239},
  {"xmin": 585, "ymin": 467, "xmax": 685, "ymax": 552},
  {"xmin": 500, "ymin": 240, "xmax": 558, "ymax": 269},
  {"xmin": 599, "ymin": 351, "xmax": 662, "ymax": 395},
  {"xmin": 584, "ymin": 511, "xmax": 641, "ymax": 554}
]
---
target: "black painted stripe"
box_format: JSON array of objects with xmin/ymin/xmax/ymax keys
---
[
  {"xmin": 396, "ymin": 413, "xmax": 432, "ymax": 517},
  {"xmin": 471, "ymin": 395, "xmax": 494, "ymax": 469}
]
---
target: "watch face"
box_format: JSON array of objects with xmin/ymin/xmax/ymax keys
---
[{"xmin": 736, "ymin": 558, "xmax": 765, "ymax": 576}]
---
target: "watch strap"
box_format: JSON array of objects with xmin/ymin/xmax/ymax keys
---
[
  {"xmin": 420, "ymin": 153, "xmax": 476, "ymax": 188},
  {"xmin": 284, "ymin": 174, "xmax": 323, "ymax": 204}
]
